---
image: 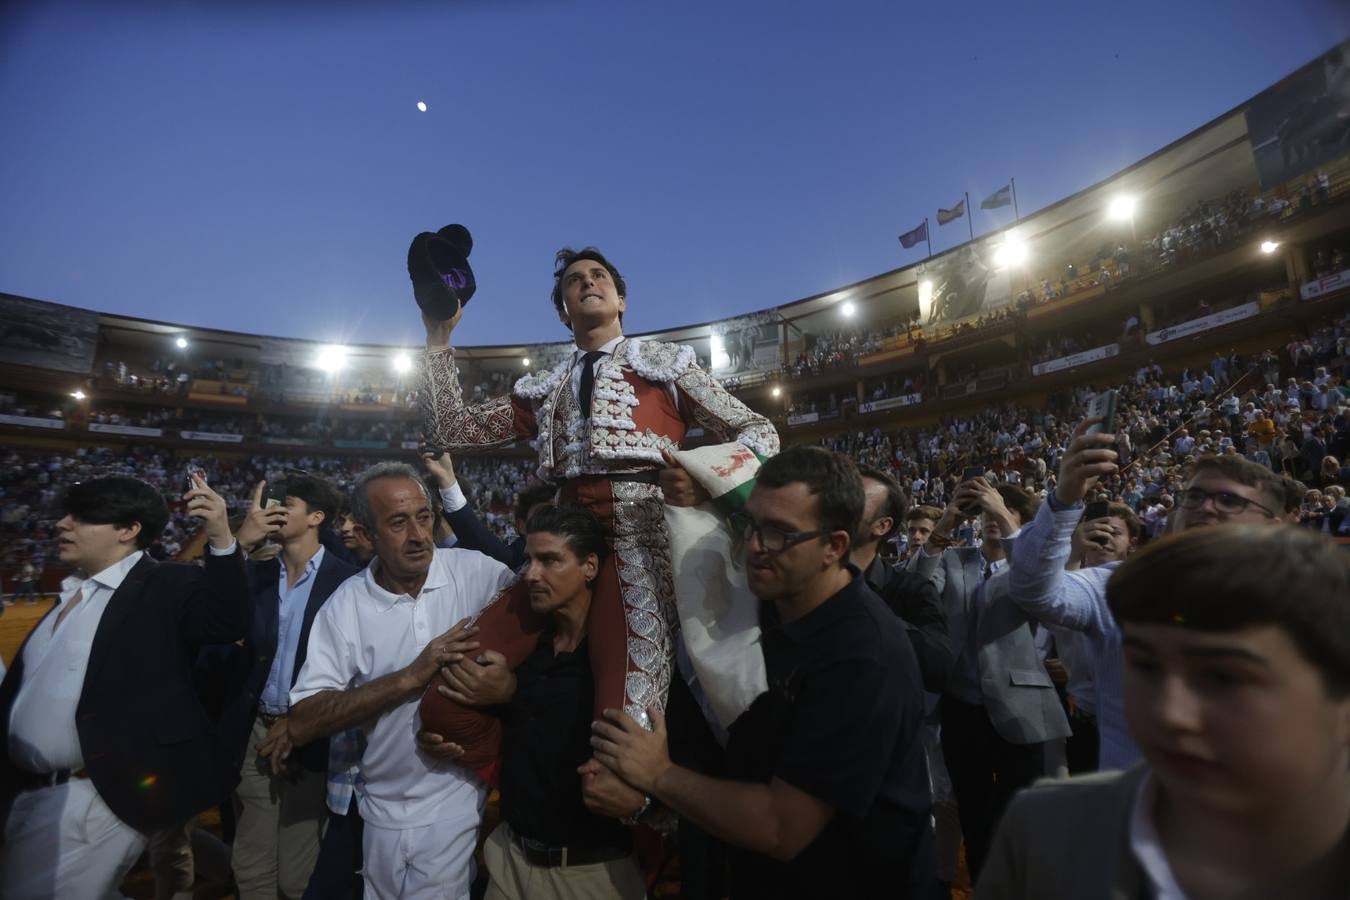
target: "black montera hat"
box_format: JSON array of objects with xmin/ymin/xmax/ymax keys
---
[{"xmin": 408, "ymin": 224, "xmax": 475, "ymax": 320}]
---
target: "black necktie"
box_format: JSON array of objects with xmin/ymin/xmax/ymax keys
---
[{"xmin": 577, "ymin": 350, "xmax": 604, "ymax": 414}]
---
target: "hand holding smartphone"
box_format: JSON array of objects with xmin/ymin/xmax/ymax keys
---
[
  {"xmin": 1085, "ymin": 389, "xmax": 1118, "ymax": 436},
  {"xmin": 958, "ymin": 466, "xmax": 986, "ymax": 516},
  {"xmin": 264, "ymin": 480, "xmax": 287, "ymax": 510}
]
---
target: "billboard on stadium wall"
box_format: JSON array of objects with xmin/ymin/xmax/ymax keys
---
[
  {"xmin": 0, "ymin": 294, "xmax": 98, "ymax": 374},
  {"xmin": 914, "ymin": 239, "xmax": 1015, "ymax": 327},
  {"xmin": 1246, "ymin": 40, "xmax": 1350, "ymax": 191},
  {"xmin": 709, "ymin": 312, "xmax": 780, "ymax": 376}
]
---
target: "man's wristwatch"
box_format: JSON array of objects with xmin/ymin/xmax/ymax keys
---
[{"xmin": 620, "ymin": 795, "xmax": 652, "ymax": 826}]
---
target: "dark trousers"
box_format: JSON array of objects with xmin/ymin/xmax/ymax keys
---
[
  {"xmin": 302, "ymin": 795, "xmax": 363, "ymax": 900},
  {"xmin": 939, "ymin": 697, "xmax": 1045, "ymax": 883},
  {"xmin": 1065, "ymin": 709, "xmax": 1100, "ymax": 775}
]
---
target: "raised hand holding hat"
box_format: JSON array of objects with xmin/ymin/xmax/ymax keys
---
[{"xmin": 408, "ymin": 223, "xmax": 476, "ymax": 321}]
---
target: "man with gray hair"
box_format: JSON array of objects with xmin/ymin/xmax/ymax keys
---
[{"xmin": 287, "ymin": 462, "xmax": 515, "ymax": 900}]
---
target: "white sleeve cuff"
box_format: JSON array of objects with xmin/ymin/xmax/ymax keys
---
[
  {"xmin": 439, "ymin": 483, "xmax": 468, "ymax": 513},
  {"xmin": 207, "ymin": 539, "xmax": 238, "ymax": 556}
]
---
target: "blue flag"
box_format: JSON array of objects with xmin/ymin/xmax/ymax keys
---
[{"xmin": 898, "ymin": 221, "xmax": 928, "ymax": 249}]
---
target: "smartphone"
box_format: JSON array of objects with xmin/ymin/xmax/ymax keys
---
[
  {"xmin": 1084, "ymin": 500, "xmax": 1112, "ymax": 521},
  {"xmin": 959, "ymin": 466, "xmax": 985, "ymax": 516},
  {"xmin": 264, "ymin": 480, "xmax": 287, "ymax": 510},
  {"xmin": 184, "ymin": 464, "xmax": 206, "ymax": 492},
  {"xmin": 1086, "ymin": 390, "xmax": 1118, "ymax": 436}
]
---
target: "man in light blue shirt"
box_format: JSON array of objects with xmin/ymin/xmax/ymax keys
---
[
  {"xmin": 1007, "ymin": 417, "xmax": 1288, "ymax": 772},
  {"xmin": 225, "ymin": 476, "xmax": 360, "ymax": 900}
]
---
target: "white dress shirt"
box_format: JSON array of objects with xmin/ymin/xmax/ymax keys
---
[
  {"xmin": 8, "ymin": 541, "xmax": 237, "ymax": 774},
  {"xmin": 290, "ymin": 547, "xmax": 514, "ymax": 830},
  {"xmin": 1129, "ymin": 772, "xmax": 1190, "ymax": 899},
  {"xmin": 8, "ymin": 551, "xmax": 145, "ymax": 772},
  {"xmin": 567, "ymin": 335, "xmax": 680, "ymax": 408}
]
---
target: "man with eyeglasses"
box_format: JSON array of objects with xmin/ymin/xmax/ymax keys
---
[
  {"xmin": 1006, "ymin": 419, "xmax": 1286, "ymax": 772},
  {"xmin": 589, "ymin": 447, "xmax": 936, "ymax": 899}
]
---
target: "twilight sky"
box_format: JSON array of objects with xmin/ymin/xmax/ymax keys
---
[{"xmin": 2, "ymin": 0, "xmax": 1347, "ymax": 348}]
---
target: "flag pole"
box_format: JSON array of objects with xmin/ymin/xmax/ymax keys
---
[
  {"xmin": 925, "ymin": 218, "xmax": 932, "ymax": 258},
  {"xmin": 1011, "ymin": 177, "xmax": 1021, "ymax": 221},
  {"xmin": 965, "ymin": 192, "xmax": 974, "ymax": 242}
]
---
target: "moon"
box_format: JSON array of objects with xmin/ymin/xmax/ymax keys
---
[{"xmin": 416, "ymin": 101, "xmax": 428, "ymax": 112}]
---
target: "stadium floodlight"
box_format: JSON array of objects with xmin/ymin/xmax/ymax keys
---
[
  {"xmin": 840, "ymin": 301, "xmax": 856, "ymax": 317},
  {"xmin": 392, "ymin": 352, "xmax": 412, "ymax": 374},
  {"xmin": 315, "ymin": 345, "xmax": 348, "ymax": 374},
  {"xmin": 993, "ymin": 235, "xmax": 1028, "ymax": 268},
  {"xmin": 1107, "ymin": 195, "xmax": 1137, "ymax": 222},
  {"xmin": 710, "ymin": 335, "xmax": 730, "ymax": 370},
  {"xmin": 522, "ymin": 357, "xmax": 531, "ymax": 368},
  {"xmin": 175, "ymin": 336, "xmax": 189, "ymax": 350},
  {"xmin": 771, "ymin": 386, "xmax": 782, "ymax": 398},
  {"xmin": 917, "ymin": 280, "xmax": 934, "ymax": 321},
  {"xmin": 70, "ymin": 390, "xmax": 86, "ymax": 400},
  {"xmin": 1260, "ymin": 240, "xmax": 1280, "ymax": 254},
  {"xmin": 417, "ymin": 101, "xmax": 428, "ymax": 112}
]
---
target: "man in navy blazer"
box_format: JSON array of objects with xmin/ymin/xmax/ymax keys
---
[
  {"xmin": 421, "ymin": 452, "xmax": 555, "ymax": 570},
  {"xmin": 219, "ymin": 476, "xmax": 359, "ymax": 900},
  {"xmin": 0, "ymin": 474, "xmax": 250, "ymax": 900}
]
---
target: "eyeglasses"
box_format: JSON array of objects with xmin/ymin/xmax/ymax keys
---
[
  {"xmin": 729, "ymin": 511, "xmax": 830, "ymax": 553},
  {"xmin": 1177, "ymin": 487, "xmax": 1277, "ymax": 519}
]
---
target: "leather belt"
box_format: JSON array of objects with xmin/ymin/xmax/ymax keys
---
[{"xmin": 511, "ymin": 830, "xmax": 632, "ymax": 869}]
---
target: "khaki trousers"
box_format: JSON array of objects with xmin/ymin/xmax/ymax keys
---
[
  {"xmin": 482, "ymin": 823, "xmax": 646, "ymax": 900},
  {"xmin": 231, "ymin": 713, "xmax": 327, "ymax": 900}
]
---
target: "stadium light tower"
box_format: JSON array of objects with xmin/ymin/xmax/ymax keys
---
[
  {"xmin": 1108, "ymin": 195, "xmax": 1137, "ymax": 222},
  {"xmin": 175, "ymin": 336, "xmax": 189, "ymax": 350},
  {"xmin": 993, "ymin": 234, "xmax": 1028, "ymax": 269},
  {"xmin": 840, "ymin": 301, "xmax": 856, "ymax": 317},
  {"xmin": 522, "ymin": 357, "xmax": 531, "ymax": 368},
  {"xmin": 316, "ymin": 345, "xmax": 348, "ymax": 374},
  {"xmin": 70, "ymin": 389, "xmax": 86, "ymax": 400},
  {"xmin": 710, "ymin": 335, "xmax": 730, "ymax": 369},
  {"xmin": 392, "ymin": 352, "xmax": 412, "ymax": 375}
]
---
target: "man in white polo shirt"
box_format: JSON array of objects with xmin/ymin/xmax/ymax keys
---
[{"xmin": 288, "ymin": 462, "xmax": 514, "ymax": 900}]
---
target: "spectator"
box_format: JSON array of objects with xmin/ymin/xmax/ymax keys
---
[
  {"xmin": 590, "ymin": 447, "xmax": 937, "ymax": 899},
  {"xmin": 852, "ymin": 467, "xmax": 953, "ymax": 694},
  {"xmin": 287, "ymin": 463, "xmax": 515, "ymax": 900},
  {"xmin": 442, "ymin": 505, "xmax": 648, "ymax": 899},
  {"xmin": 0, "ymin": 475, "xmax": 249, "ymax": 899},
  {"xmin": 218, "ymin": 477, "xmax": 359, "ymax": 900},
  {"xmin": 912, "ymin": 478, "xmax": 1067, "ymax": 882},
  {"xmin": 1006, "ymin": 420, "xmax": 1287, "ymax": 773},
  {"xmin": 980, "ymin": 526, "xmax": 1350, "ymax": 899}
]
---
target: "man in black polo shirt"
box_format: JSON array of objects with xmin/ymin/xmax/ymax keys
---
[
  {"xmin": 420, "ymin": 505, "xmax": 647, "ymax": 900},
  {"xmin": 854, "ymin": 466, "xmax": 953, "ymax": 694},
  {"xmin": 592, "ymin": 447, "xmax": 937, "ymax": 899}
]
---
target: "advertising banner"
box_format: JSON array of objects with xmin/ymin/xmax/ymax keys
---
[
  {"xmin": 1144, "ymin": 302, "xmax": 1259, "ymax": 346},
  {"xmin": 1032, "ymin": 343, "xmax": 1121, "ymax": 376}
]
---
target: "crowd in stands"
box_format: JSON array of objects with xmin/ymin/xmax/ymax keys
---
[
  {"xmin": 1311, "ymin": 239, "xmax": 1350, "ymax": 279},
  {"xmin": 2, "ymin": 300, "xmax": 1350, "ymax": 900},
  {"xmin": 788, "ymin": 325, "xmax": 897, "ymax": 377},
  {"xmin": 0, "ymin": 391, "xmax": 64, "ymax": 420},
  {"xmin": 0, "ymin": 446, "xmax": 537, "ymax": 573},
  {"xmin": 821, "ymin": 310, "xmax": 1350, "ymax": 553}
]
